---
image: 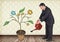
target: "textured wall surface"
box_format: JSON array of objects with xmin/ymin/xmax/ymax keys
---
[{"xmin": 0, "ymin": 0, "xmax": 60, "ymax": 35}]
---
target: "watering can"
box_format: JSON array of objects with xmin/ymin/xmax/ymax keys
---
[{"xmin": 31, "ymin": 19, "xmax": 42, "ymax": 32}]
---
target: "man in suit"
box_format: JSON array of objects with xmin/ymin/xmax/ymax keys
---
[{"xmin": 39, "ymin": 3, "xmax": 55, "ymax": 41}]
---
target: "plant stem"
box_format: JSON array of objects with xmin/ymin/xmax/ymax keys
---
[
  {"xmin": 10, "ymin": 14, "xmax": 27, "ymax": 30},
  {"xmin": 20, "ymin": 15, "xmax": 22, "ymax": 30},
  {"xmin": 10, "ymin": 15, "xmax": 21, "ymax": 30},
  {"xmin": 19, "ymin": 14, "xmax": 26, "ymax": 30},
  {"xmin": 17, "ymin": 15, "xmax": 21, "ymax": 30}
]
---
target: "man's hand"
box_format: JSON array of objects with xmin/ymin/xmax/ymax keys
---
[{"xmin": 39, "ymin": 19, "xmax": 43, "ymax": 22}]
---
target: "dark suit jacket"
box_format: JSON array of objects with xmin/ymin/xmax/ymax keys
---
[{"xmin": 39, "ymin": 6, "xmax": 55, "ymax": 25}]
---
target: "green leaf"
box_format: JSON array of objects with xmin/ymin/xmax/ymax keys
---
[
  {"xmin": 19, "ymin": 7, "xmax": 25, "ymax": 13},
  {"xmin": 27, "ymin": 20, "xmax": 34, "ymax": 24},
  {"xmin": 3, "ymin": 21, "xmax": 10, "ymax": 26}
]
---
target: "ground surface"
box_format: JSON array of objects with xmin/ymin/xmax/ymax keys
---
[{"xmin": 0, "ymin": 35, "xmax": 60, "ymax": 42}]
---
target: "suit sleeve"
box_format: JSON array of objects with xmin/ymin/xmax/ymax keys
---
[
  {"xmin": 40, "ymin": 10, "xmax": 50, "ymax": 21},
  {"xmin": 39, "ymin": 11, "xmax": 44, "ymax": 21}
]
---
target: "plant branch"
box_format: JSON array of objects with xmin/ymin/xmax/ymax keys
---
[
  {"xmin": 10, "ymin": 15, "xmax": 17, "ymax": 21},
  {"xmin": 20, "ymin": 14, "xmax": 26, "ymax": 23},
  {"xmin": 10, "ymin": 15, "xmax": 21, "ymax": 30},
  {"xmin": 10, "ymin": 19, "xmax": 21, "ymax": 28}
]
